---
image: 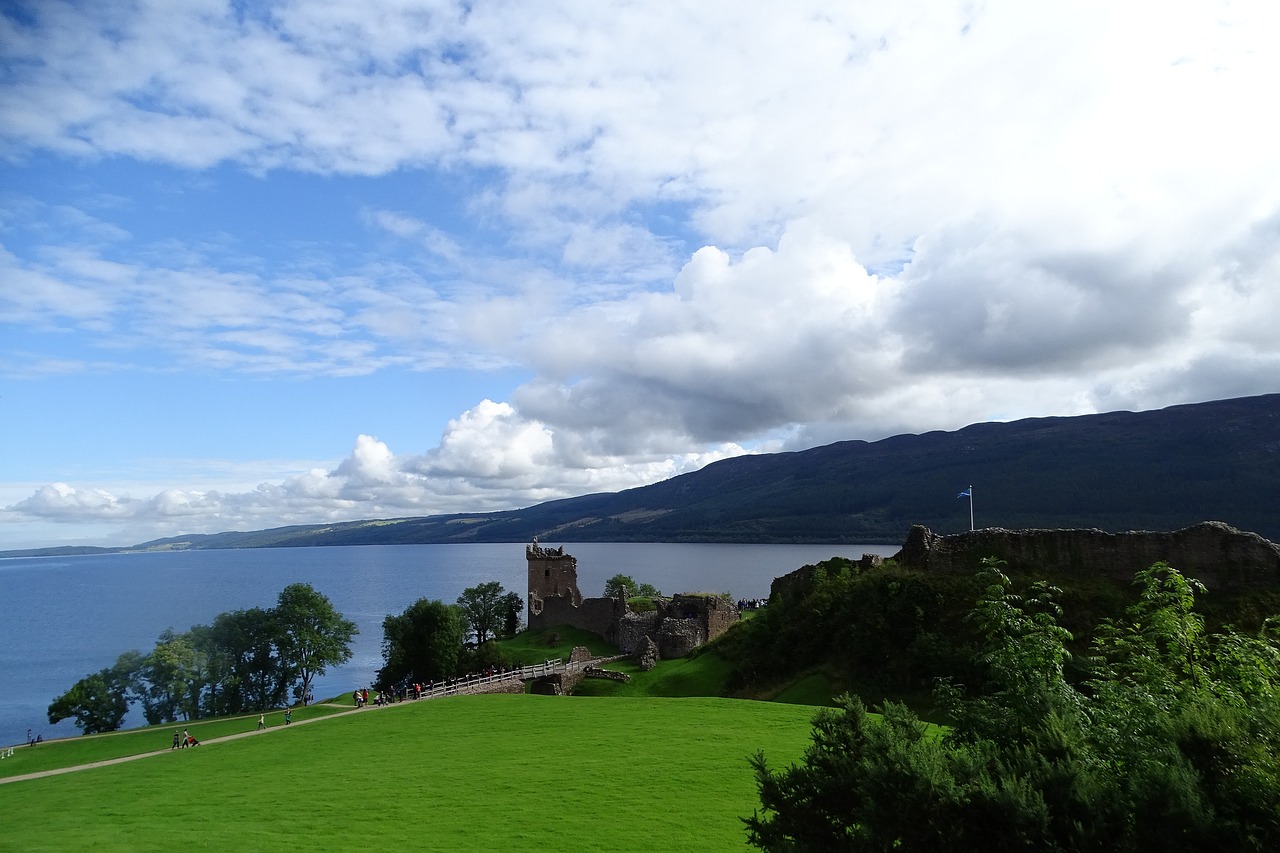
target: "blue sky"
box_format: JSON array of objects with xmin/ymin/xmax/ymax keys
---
[{"xmin": 3, "ymin": 0, "xmax": 1279, "ymax": 550}]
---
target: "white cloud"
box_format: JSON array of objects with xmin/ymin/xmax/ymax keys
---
[
  {"xmin": 3, "ymin": 420, "xmax": 750, "ymax": 545},
  {"xmin": 4, "ymin": 0, "xmax": 1280, "ymax": 547}
]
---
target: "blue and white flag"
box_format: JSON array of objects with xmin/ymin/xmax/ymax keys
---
[{"xmin": 957, "ymin": 488, "xmax": 971, "ymax": 498}]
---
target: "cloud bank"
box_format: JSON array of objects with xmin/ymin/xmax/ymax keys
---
[{"xmin": 3, "ymin": 0, "xmax": 1279, "ymax": 545}]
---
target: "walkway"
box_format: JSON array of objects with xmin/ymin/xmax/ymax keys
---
[{"xmin": 0, "ymin": 655, "xmax": 622, "ymax": 786}]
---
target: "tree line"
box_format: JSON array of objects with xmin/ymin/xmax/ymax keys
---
[
  {"xmin": 50, "ymin": 569, "xmax": 663, "ymax": 733},
  {"xmin": 745, "ymin": 560, "xmax": 1280, "ymax": 850},
  {"xmin": 375, "ymin": 574, "xmax": 660, "ymax": 688},
  {"xmin": 376, "ymin": 580, "xmax": 524, "ymax": 689},
  {"xmin": 48, "ymin": 583, "xmax": 356, "ymax": 734}
]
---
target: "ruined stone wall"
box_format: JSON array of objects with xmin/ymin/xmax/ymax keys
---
[
  {"xmin": 531, "ymin": 593, "xmax": 621, "ymax": 639},
  {"xmin": 527, "ymin": 542, "xmax": 582, "ymax": 619},
  {"xmin": 657, "ymin": 618, "xmax": 705, "ymax": 658},
  {"xmin": 461, "ymin": 678, "xmax": 526, "ymax": 696},
  {"xmin": 530, "ymin": 669, "xmax": 584, "ymax": 696},
  {"xmin": 770, "ymin": 553, "xmax": 886, "ymax": 602},
  {"xmin": 617, "ymin": 611, "xmax": 662, "ymax": 653},
  {"xmin": 893, "ymin": 521, "xmax": 1280, "ymax": 591},
  {"xmin": 525, "ymin": 542, "xmax": 741, "ymax": 662}
]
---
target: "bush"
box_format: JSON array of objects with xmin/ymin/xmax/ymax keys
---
[{"xmin": 746, "ymin": 561, "xmax": 1280, "ymax": 851}]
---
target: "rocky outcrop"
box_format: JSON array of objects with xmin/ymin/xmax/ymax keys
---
[
  {"xmin": 635, "ymin": 636, "xmax": 659, "ymax": 671},
  {"xmin": 657, "ymin": 618, "xmax": 704, "ymax": 659},
  {"xmin": 893, "ymin": 521, "xmax": 1280, "ymax": 591},
  {"xmin": 770, "ymin": 553, "xmax": 886, "ymax": 601}
]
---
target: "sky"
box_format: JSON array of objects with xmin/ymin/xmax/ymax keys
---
[{"xmin": 2, "ymin": 0, "xmax": 1279, "ymax": 551}]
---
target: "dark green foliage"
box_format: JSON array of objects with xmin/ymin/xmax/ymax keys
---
[
  {"xmin": 500, "ymin": 590, "xmax": 524, "ymax": 639},
  {"xmin": 377, "ymin": 598, "xmax": 466, "ymax": 688},
  {"xmin": 133, "ymin": 629, "xmax": 203, "ymax": 724},
  {"xmin": 456, "ymin": 581, "xmax": 509, "ymax": 645},
  {"xmin": 604, "ymin": 573, "xmax": 661, "ymax": 599},
  {"xmin": 746, "ymin": 560, "xmax": 1280, "ymax": 851},
  {"xmin": 206, "ymin": 606, "xmax": 288, "ymax": 713},
  {"xmin": 720, "ymin": 558, "xmax": 981, "ymax": 699},
  {"xmin": 48, "ymin": 585, "xmax": 357, "ymax": 729},
  {"xmin": 274, "ymin": 582, "xmax": 357, "ymax": 705},
  {"xmin": 47, "ymin": 654, "xmax": 137, "ymax": 734},
  {"xmin": 462, "ymin": 640, "xmax": 515, "ymax": 674}
]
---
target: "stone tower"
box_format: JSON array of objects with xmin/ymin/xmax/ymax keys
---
[{"xmin": 527, "ymin": 538, "xmax": 582, "ymax": 622}]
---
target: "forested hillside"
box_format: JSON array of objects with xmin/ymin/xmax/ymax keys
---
[{"xmin": 7, "ymin": 393, "xmax": 1278, "ymax": 557}]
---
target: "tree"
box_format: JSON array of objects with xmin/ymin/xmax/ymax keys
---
[
  {"xmin": 378, "ymin": 598, "xmax": 466, "ymax": 688},
  {"xmin": 746, "ymin": 560, "xmax": 1280, "ymax": 851},
  {"xmin": 456, "ymin": 581, "xmax": 508, "ymax": 645},
  {"xmin": 274, "ymin": 582, "xmax": 357, "ymax": 705},
  {"xmin": 135, "ymin": 629, "xmax": 204, "ymax": 724},
  {"xmin": 603, "ymin": 573, "xmax": 660, "ymax": 599},
  {"xmin": 207, "ymin": 607, "xmax": 288, "ymax": 713},
  {"xmin": 47, "ymin": 653, "xmax": 140, "ymax": 734},
  {"xmin": 500, "ymin": 591, "xmax": 524, "ymax": 638}
]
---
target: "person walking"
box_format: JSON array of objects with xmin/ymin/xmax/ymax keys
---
[
  {"xmin": 284, "ymin": 707, "xmax": 292, "ymax": 725},
  {"xmin": 257, "ymin": 713, "xmax": 266, "ymax": 731}
]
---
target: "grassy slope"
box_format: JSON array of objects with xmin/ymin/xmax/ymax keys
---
[
  {"xmin": 0, "ymin": 694, "xmax": 818, "ymax": 852},
  {"xmin": 0, "ymin": 704, "xmax": 348, "ymax": 780},
  {"xmin": 496, "ymin": 625, "xmax": 617, "ymax": 663}
]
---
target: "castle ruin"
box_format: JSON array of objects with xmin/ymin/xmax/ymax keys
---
[
  {"xmin": 892, "ymin": 521, "xmax": 1280, "ymax": 591},
  {"xmin": 526, "ymin": 539, "xmax": 738, "ymax": 660}
]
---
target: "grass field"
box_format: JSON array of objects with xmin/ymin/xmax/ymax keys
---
[
  {"xmin": 0, "ymin": 693, "xmax": 820, "ymax": 852},
  {"xmin": 0, "ymin": 703, "xmax": 350, "ymax": 780}
]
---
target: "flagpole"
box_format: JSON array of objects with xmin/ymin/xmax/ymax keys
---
[{"xmin": 968, "ymin": 485, "xmax": 974, "ymax": 531}]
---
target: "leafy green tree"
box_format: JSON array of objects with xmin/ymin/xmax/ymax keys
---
[
  {"xmin": 456, "ymin": 581, "xmax": 507, "ymax": 644},
  {"xmin": 207, "ymin": 607, "xmax": 288, "ymax": 713},
  {"xmin": 136, "ymin": 629, "xmax": 204, "ymax": 724},
  {"xmin": 603, "ymin": 573, "xmax": 660, "ymax": 599},
  {"xmin": 378, "ymin": 598, "xmax": 466, "ymax": 688},
  {"xmin": 47, "ymin": 652, "xmax": 140, "ymax": 734},
  {"xmin": 463, "ymin": 638, "xmax": 515, "ymax": 674},
  {"xmin": 499, "ymin": 590, "xmax": 525, "ymax": 638},
  {"xmin": 274, "ymin": 582, "xmax": 357, "ymax": 705},
  {"xmin": 746, "ymin": 560, "xmax": 1280, "ymax": 851}
]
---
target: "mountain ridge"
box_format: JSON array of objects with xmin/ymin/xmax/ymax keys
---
[{"xmin": 5, "ymin": 393, "xmax": 1278, "ymax": 557}]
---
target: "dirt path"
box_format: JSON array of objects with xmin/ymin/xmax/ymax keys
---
[
  {"xmin": 1, "ymin": 660, "xmax": 588, "ymax": 786},
  {"xmin": 0, "ymin": 702, "xmax": 384, "ymax": 786}
]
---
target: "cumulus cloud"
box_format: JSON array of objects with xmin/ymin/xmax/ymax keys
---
[
  {"xmin": 3, "ymin": 0, "xmax": 1280, "ymax": 546},
  {"xmin": 5, "ymin": 418, "xmax": 749, "ymax": 542}
]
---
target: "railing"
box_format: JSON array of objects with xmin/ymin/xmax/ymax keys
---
[{"xmin": 354, "ymin": 653, "xmax": 633, "ymax": 705}]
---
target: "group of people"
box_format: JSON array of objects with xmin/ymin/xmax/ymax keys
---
[
  {"xmin": 170, "ymin": 729, "xmax": 199, "ymax": 749},
  {"xmin": 737, "ymin": 597, "xmax": 768, "ymax": 611}
]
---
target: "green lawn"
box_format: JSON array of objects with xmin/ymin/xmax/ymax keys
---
[
  {"xmin": 0, "ymin": 694, "xmax": 819, "ymax": 852},
  {"xmin": 495, "ymin": 625, "xmax": 618, "ymax": 663},
  {"xmin": 0, "ymin": 703, "xmax": 350, "ymax": 780},
  {"xmin": 573, "ymin": 650, "xmax": 737, "ymax": 697}
]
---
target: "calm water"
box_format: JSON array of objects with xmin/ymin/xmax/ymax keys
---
[{"xmin": 0, "ymin": 541, "xmax": 896, "ymax": 746}]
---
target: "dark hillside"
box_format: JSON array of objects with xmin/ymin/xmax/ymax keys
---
[{"xmin": 6, "ymin": 393, "xmax": 1277, "ymax": 556}]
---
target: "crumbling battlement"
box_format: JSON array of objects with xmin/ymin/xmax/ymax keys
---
[
  {"xmin": 893, "ymin": 521, "xmax": 1280, "ymax": 591},
  {"xmin": 526, "ymin": 542, "xmax": 739, "ymax": 662},
  {"xmin": 769, "ymin": 552, "xmax": 885, "ymax": 602},
  {"xmin": 527, "ymin": 538, "xmax": 583, "ymax": 619}
]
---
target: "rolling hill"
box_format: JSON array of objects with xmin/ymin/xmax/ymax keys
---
[{"xmin": 6, "ymin": 393, "xmax": 1278, "ymax": 557}]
